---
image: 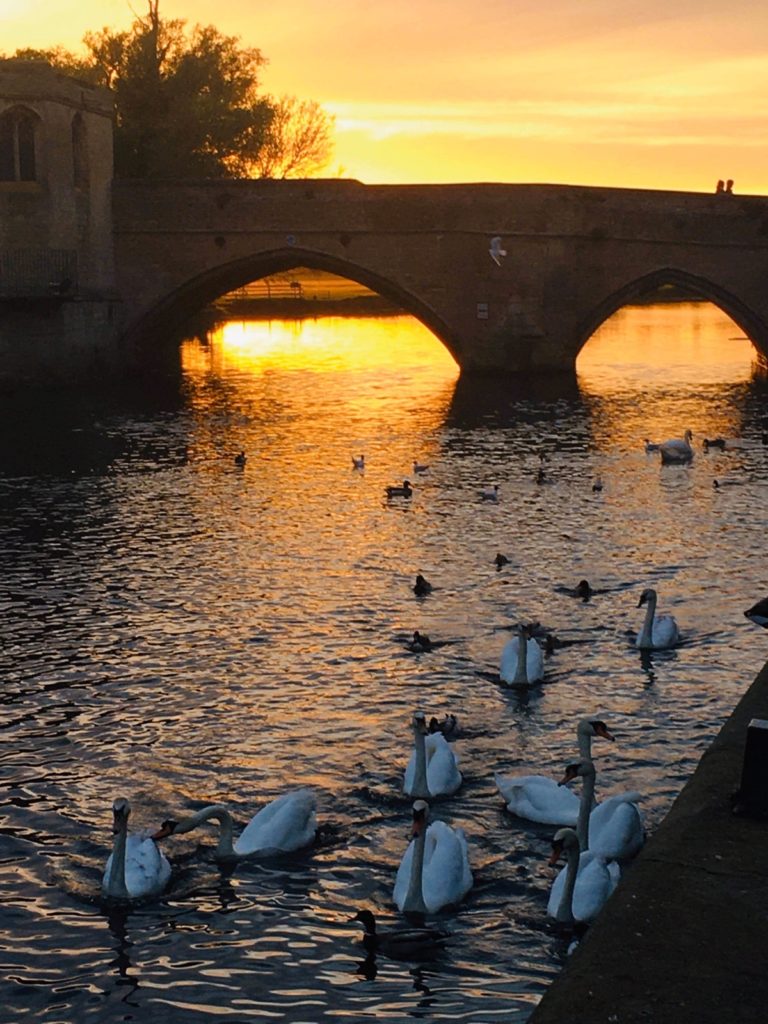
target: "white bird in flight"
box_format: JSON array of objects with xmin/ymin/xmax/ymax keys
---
[{"xmin": 489, "ymin": 236, "xmax": 507, "ymax": 266}]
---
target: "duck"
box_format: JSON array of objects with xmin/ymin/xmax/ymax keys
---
[
  {"xmin": 404, "ymin": 711, "xmax": 462, "ymax": 798},
  {"xmin": 702, "ymin": 437, "xmax": 726, "ymax": 451},
  {"xmin": 102, "ymin": 797, "xmax": 172, "ymax": 901},
  {"xmin": 350, "ymin": 908, "xmax": 448, "ymax": 958},
  {"xmin": 499, "ymin": 623, "xmax": 544, "ymax": 686},
  {"xmin": 592, "ymin": 477, "xmax": 603, "ymax": 493},
  {"xmin": 386, "ymin": 480, "xmax": 412, "ymax": 498},
  {"xmin": 413, "ymin": 460, "xmax": 430, "ymax": 474},
  {"xmin": 352, "ymin": 453, "xmax": 365, "ymax": 470},
  {"xmin": 535, "ymin": 466, "xmax": 547, "ymax": 484},
  {"xmin": 428, "ymin": 714, "xmax": 459, "ymax": 740},
  {"xmin": 547, "ymin": 827, "xmax": 620, "ymax": 925},
  {"xmin": 574, "ymin": 579, "xmax": 593, "ymax": 601},
  {"xmin": 644, "ymin": 439, "xmax": 660, "ymax": 453},
  {"xmin": 494, "ymin": 718, "xmax": 614, "ymax": 825},
  {"xmin": 635, "ymin": 587, "xmax": 680, "ymax": 650},
  {"xmin": 659, "ymin": 429, "xmax": 694, "ymax": 464},
  {"xmin": 152, "ymin": 789, "xmax": 317, "ymax": 861},
  {"xmin": 234, "ymin": 451, "xmax": 247, "ymax": 467},
  {"xmin": 559, "ymin": 760, "xmax": 643, "ymax": 861},
  {"xmin": 413, "ymin": 574, "xmax": 432, "ymax": 596},
  {"xmin": 744, "ymin": 597, "xmax": 768, "ymax": 628},
  {"xmin": 393, "ymin": 800, "xmax": 473, "ymax": 914},
  {"xmin": 480, "ymin": 484, "xmax": 499, "ymax": 502},
  {"xmin": 407, "ymin": 630, "xmax": 433, "ymax": 652},
  {"xmin": 494, "ymin": 552, "xmax": 509, "ymax": 569}
]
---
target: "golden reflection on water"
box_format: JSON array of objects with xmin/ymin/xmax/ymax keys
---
[
  {"xmin": 577, "ymin": 302, "xmax": 760, "ymax": 451},
  {"xmin": 183, "ymin": 315, "xmax": 458, "ymax": 376}
]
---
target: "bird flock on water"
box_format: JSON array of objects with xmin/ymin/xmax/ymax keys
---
[{"xmin": 102, "ymin": 429, "xmax": 768, "ymax": 968}]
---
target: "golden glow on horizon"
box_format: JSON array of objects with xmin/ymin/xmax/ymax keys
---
[{"xmin": 5, "ymin": 0, "xmax": 768, "ymax": 192}]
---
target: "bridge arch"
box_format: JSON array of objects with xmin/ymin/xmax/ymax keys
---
[
  {"xmin": 575, "ymin": 267, "xmax": 768, "ymax": 362},
  {"xmin": 127, "ymin": 246, "xmax": 462, "ymax": 363}
]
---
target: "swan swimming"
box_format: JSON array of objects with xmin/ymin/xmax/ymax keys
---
[
  {"xmin": 635, "ymin": 587, "xmax": 680, "ymax": 650},
  {"xmin": 393, "ymin": 800, "xmax": 473, "ymax": 914},
  {"xmin": 659, "ymin": 430, "xmax": 694, "ymax": 464},
  {"xmin": 499, "ymin": 624, "xmax": 544, "ymax": 686},
  {"xmin": 102, "ymin": 797, "xmax": 172, "ymax": 901},
  {"xmin": 494, "ymin": 718, "xmax": 614, "ymax": 825},
  {"xmin": 547, "ymin": 827, "xmax": 620, "ymax": 925},
  {"xmin": 559, "ymin": 760, "xmax": 644, "ymax": 861},
  {"xmin": 153, "ymin": 789, "xmax": 317, "ymax": 860},
  {"xmin": 404, "ymin": 711, "xmax": 462, "ymax": 798}
]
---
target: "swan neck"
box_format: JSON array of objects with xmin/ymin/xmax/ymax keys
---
[
  {"xmin": 576, "ymin": 724, "xmax": 593, "ymax": 761},
  {"xmin": 174, "ymin": 804, "xmax": 236, "ymax": 857},
  {"xmin": 104, "ymin": 820, "xmax": 129, "ymax": 899},
  {"xmin": 638, "ymin": 596, "xmax": 656, "ymax": 647},
  {"xmin": 403, "ymin": 823, "xmax": 429, "ymax": 915},
  {"xmin": 577, "ymin": 767, "xmax": 596, "ymax": 851},
  {"xmin": 513, "ymin": 630, "xmax": 529, "ymax": 684},
  {"xmin": 411, "ymin": 726, "xmax": 430, "ymax": 798},
  {"xmin": 556, "ymin": 842, "xmax": 579, "ymax": 924}
]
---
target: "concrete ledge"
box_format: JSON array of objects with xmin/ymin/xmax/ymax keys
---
[{"xmin": 529, "ymin": 659, "xmax": 768, "ymax": 1024}]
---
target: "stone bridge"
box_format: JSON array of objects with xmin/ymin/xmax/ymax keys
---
[{"xmin": 113, "ymin": 178, "xmax": 768, "ymax": 375}]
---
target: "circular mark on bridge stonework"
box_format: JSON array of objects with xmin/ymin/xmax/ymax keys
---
[
  {"xmin": 214, "ymin": 236, "xmax": 227, "ymax": 249},
  {"xmin": 286, "ymin": 234, "xmax": 297, "ymax": 246},
  {"xmin": 339, "ymin": 233, "xmax": 352, "ymax": 248}
]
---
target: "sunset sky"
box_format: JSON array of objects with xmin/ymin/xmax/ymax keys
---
[{"xmin": 3, "ymin": 0, "xmax": 768, "ymax": 193}]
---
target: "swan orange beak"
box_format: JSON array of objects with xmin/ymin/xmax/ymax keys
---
[
  {"xmin": 594, "ymin": 723, "xmax": 615, "ymax": 742},
  {"xmin": 151, "ymin": 822, "xmax": 175, "ymax": 840}
]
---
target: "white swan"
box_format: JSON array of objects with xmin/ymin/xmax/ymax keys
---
[
  {"xmin": 404, "ymin": 711, "xmax": 462, "ymax": 798},
  {"xmin": 635, "ymin": 587, "xmax": 680, "ymax": 650},
  {"xmin": 494, "ymin": 718, "xmax": 614, "ymax": 825},
  {"xmin": 393, "ymin": 800, "xmax": 473, "ymax": 914},
  {"xmin": 499, "ymin": 624, "xmax": 544, "ymax": 685},
  {"xmin": 547, "ymin": 827, "xmax": 620, "ymax": 924},
  {"xmin": 153, "ymin": 789, "xmax": 317, "ymax": 860},
  {"xmin": 560, "ymin": 760, "xmax": 644, "ymax": 861},
  {"xmin": 744, "ymin": 597, "xmax": 768, "ymax": 628},
  {"xmin": 102, "ymin": 797, "xmax": 172, "ymax": 901},
  {"xmin": 659, "ymin": 429, "xmax": 693, "ymax": 463}
]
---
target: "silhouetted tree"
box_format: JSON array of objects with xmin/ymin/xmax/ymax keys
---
[
  {"xmin": 3, "ymin": 1, "xmax": 334, "ymax": 179},
  {"xmin": 255, "ymin": 95, "xmax": 335, "ymax": 179}
]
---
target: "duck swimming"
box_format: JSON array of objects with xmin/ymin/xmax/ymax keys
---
[
  {"xmin": 413, "ymin": 574, "xmax": 432, "ymax": 596},
  {"xmin": 350, "ymin": 909, "xmax": 448, "ymax": 958},
  {"xmin": 386, "ymin": 480, "xmax": 412, "ymax": 498},
  {"xmin": 352, "ymin": 453, "xmax": 365, "ymax": 470},
  {"xmin": 234, "ymin": 451, "xmax": 247, "ymax": 466},
  {"xmin": 408, "ymin": 631, "xmax": 433, "ymax": 652},
  {"xmin": 494, "ymin": 552, "xmax": 509, "ymax": 569}
]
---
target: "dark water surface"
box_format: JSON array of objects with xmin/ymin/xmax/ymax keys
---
[{"xmin": 1, "ymin": 304, "xmax": 767, "ymax": 1023}]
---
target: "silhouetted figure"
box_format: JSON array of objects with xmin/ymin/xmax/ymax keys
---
[
  {"xmin": 725, "ymin": 179, "xmax": 734, "ymax": 194},
  {"xmin": 413, "ymin": 574, "xmax": 432, "ymax": 596},
  {"xmin": 715, "ymin": 180, "xmax": 725, "ymax": 194}
]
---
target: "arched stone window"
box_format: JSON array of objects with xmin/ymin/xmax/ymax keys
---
[
  {"xmin": 0, "ymin": 106, "xmax": 38, "ymax": 182},
  {"xmin": 71, "ymin": 112, "xmax": 89, "ymax": 188}
]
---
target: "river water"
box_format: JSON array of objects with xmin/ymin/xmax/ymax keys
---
[{"xmin": 1, "ymin": 302, "xmax": 767, "ymax": 1023}]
